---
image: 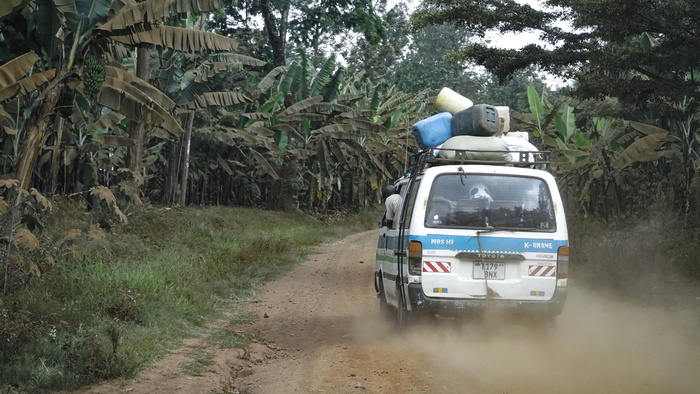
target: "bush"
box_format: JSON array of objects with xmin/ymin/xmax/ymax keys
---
[
  {"xmin": 102, "ymin": 287, "xmax": 143, "ymax": 323},
  {"xmin": 63, "ymin": 328, "xmax": 135, "ymax": 385},
  {"xmin": 0, "ymin": 308, "xmax": 42, "ymax": 364}
]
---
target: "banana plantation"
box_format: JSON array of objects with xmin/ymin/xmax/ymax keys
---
[
  {"xmin": 0, "ymin": 0, "xmax": 698, "ymax": 245},
  {"xmin": 0, "ymin": 0, "xmax": 431, "ymax": 221}
]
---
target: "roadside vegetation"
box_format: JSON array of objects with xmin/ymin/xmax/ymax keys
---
[{"xmin": 0, "ymin": 202, "xmax": 378, "ymax": 392}]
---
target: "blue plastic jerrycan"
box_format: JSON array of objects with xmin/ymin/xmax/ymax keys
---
[{"xmin": 412, "ymin": 112, "xmax": 453, "ymax": 149}]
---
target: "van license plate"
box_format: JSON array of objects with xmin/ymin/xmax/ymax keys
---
[{"xmin": 473, "ymin": 262, "xmax": 505, "ymax": 280}]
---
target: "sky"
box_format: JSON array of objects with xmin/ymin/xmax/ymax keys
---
[
  {"xmin": 481, "ymin": 0, "xmax": 559, "ymax": 50},
  {"xmin": 484, "ymin": 30, "xmax": 545, "ymax": 50},
  {"xmin": 388, "ymin": 0, "xmax": 551, "ymax": 49}
]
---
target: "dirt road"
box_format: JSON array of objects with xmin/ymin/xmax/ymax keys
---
[{"xmin": 86, "ymin": 230, "xmax": 700, "ymax": 394}]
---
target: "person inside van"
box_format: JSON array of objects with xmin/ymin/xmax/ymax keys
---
[{"xmin": 382, "ymin": 185, "xmax": 403, "ymax": 228}]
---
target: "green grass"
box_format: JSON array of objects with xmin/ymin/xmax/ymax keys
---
[
  {"xmin": 177, "ymin": 347, "xmax": 216, "ymax": 377},
  {"xmin": 205, "ymin": 310, "xmax": 260, "ymax": 350},
  {"xmin": 0, "ymin": 204, "xmax": 380, "ymax": 393}
]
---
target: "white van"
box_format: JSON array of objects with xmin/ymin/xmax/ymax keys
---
[{"xmin": 375, "ymin": 145, "xmax": 569, "ymax": 327}]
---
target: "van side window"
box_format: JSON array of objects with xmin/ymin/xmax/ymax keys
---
[
  {"xmin": 425, "ymin": 174, "xmax": 556, "ymax": 231},
  {"xmin": 401, "ymin": 179, "xmax": 420, "ymax": 229}
]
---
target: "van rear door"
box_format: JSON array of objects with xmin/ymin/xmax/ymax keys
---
[{"xmin": 417, "ymin": 170, "xmax": 567, "ymax": 302}]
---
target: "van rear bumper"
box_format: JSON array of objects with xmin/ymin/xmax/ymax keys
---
[{"xmin": 407, "ymin": 283, "xmax": 567, "ymax": 317}]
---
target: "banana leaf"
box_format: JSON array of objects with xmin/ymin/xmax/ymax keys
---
[
  {"xmin": 279, "ymin": 62, "xmax": 299, "ymax": 95},
  {"xmin": 378, "ymin": 93, "xmax": 412, "ymax": 113},
  {"xmin": 612, "ymin": 132, "xmax": 669, "ymax": 170},
  {"xmin": 278, "ymin": 96, "xmax": 323, "ymax": 118},
  {"xmin": 250, "ymin": 149, "xmax": 279, "ymax": 180},
  {"xmin": 0, "ymin": 0, "xmax": 29, "ymax": 18},
  {"xmin": 185, "ymin": 92, "xmax": 251, "ymax": 110},
  {"xmin": 278, "ymin": 113, "xmax": 326, "ymax": 123},
  {"xmin": 210, "ymin": 53, "xmax": 266, "ymax": 67},
  {"xmin": 309, "ymin": 55, "xmax": 335, "ymax": 97},
  {"xmin": 105, "ymin": 66, "xmax": 177, "ymax": 110},
  {"xmin": 246, "ymin": 126, "xmax": 275, "ymax": 137},
  {"xmin": 273, "ymin": 123, "xmax": 304, "ymax": 140},
  {"xmin": 329, "ymin": 138, "xmax": 349, "ymax": 168},
  {"xmin": 107, "ymin": 25, "xmax": 240, "ymax": 53},
  {"xmin": 258, "ymin": 66, "xmax": 288, "ymax": 93},
  {"xmin": 0, "ymin": 51, "xmax": 38, "ymax": 87},
  {"xmin": 628, "ymin": 121, "xmax": 668, "ymax": 136},
  {"xmin": 553, "ymin": 104, "xmax": 575, "ymax": 143},
  {"xmin": 91, "ymin": 135, "xmax": 134, "ymax": 147},
  {"xmin": 99, "ymin": 0, "xmax": 225, "ymax": 31}
]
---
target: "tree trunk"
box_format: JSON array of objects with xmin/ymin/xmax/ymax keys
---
[
  {"xmin": 126, "ymin": 47, "xmax": 150, "ymax": 176},
  {"xmin": 178, "ymin": 111, "xmax": 194, "ymax": 206},
  {"xmin": 162, "ymin": 140, "xmax": 181, "ymax": 206},
  {"xmin": 48, "ymin": 114, "xmax": 65, "ymax": 196},
  {"xmin": 260, "ymin": 0, "xmax": 287, "ymax": 67},
  {"xmin": 16, "ymin": 88, "xmax": 60, "ymax": 192}
]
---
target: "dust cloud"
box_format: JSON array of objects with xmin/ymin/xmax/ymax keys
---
[{"xmin": 353, "ymin": 284, "xmax": 700, "ymax": 394}]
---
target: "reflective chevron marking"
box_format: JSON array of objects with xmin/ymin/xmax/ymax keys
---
[
  {"xmin": 423, "ymin": 261, "xmax": 451, "ymax": 273},
  {"xmin": 528, "ymin": 265, "xmax": 555, "ymax": 277}
]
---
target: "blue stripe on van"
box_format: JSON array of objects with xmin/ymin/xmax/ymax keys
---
[{"xmin": 410, "ymin": 234, "xmax": 567, "ymax": 253}]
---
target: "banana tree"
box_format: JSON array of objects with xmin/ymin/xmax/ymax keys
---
[
  {"xmin": 513, "ymin": 86, "xmax": 677, "ymax": 217},
  {"xmin": 150, "ymin": 48, "xmax": 265, "ymax": 206},
  {"xmin": 616, "ymin": 108, "xmax": 697, "ymax": 215}
]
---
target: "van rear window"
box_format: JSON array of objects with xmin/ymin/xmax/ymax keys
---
[{"xmin": 425, "ymin": 174, "xmax": 556, "ymax": 231}]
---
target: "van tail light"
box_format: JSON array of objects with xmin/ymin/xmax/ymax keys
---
[
  {"xmin": 408, "ymin": 241, "xmax": 423, "ymax": 276},
  {"xmin": 556, "ymin": 246, "xmax": 569, "ymax": 287}
]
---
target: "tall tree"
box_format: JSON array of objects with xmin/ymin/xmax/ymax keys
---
[
  {"xmin": 481, "ymin": 67, "xmax": 551, "ymax": 112},
  {"xmin": 344, "ymin": 4, "xmax": 551, "ymax": 112},
  {"xmin": 343, "ymin": 3, "xmax": 411, "ymax": 87},
  {"xmin": 412, "ymin": 0, "xmax": 700, "ymax": 215},
  {"xmin": 394, "ymin": 22, "xmax": 487, "ymax": 96},
  {"xmin": 260, "ymin": 0, "xmax": 289, "ymax": 67},
  {"xmin": 412, "ymin": 0, "xmax": 700, "ymax": 112},
  {"xmin": 214, "ymin": 0, "xmax": 388, "ymax": 67}
]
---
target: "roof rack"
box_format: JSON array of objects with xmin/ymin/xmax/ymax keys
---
[{"xmin": 407, "ymin": 148, "xmax": 552, "ymax": 176}]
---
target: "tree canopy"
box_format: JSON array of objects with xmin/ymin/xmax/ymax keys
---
[
  {"xmin": 412, "ymin": 0, "xmax": 700, "ymax": 114},
  {"xmin": 342, "ymin": 3, "xmax": 411, "ymax": 87},
  {"xmin": 211, "ymin": 0, "xmax": 387, "ymax": 67}
]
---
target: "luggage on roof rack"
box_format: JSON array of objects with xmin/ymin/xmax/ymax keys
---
[
  {"xmin": 436, "ymin": 135, "xmax": 509, "ymax": 161},
  {"xmin": 412, "ymin": 112, "xmax": 453, "ymax": 149},
  {"xmin": 452, "ymin": 104, "xmax": 501, "ymax": 137}
]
